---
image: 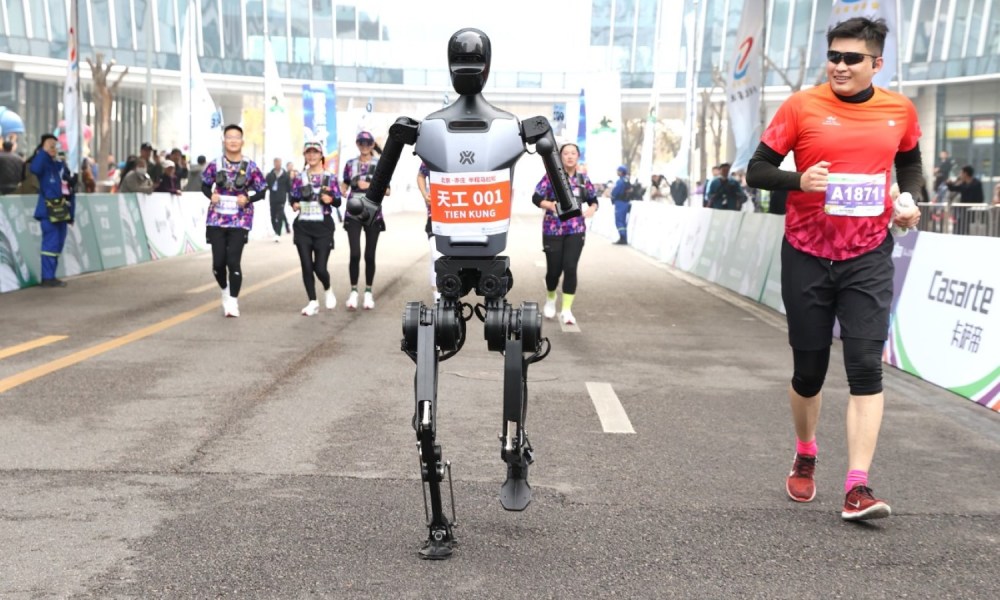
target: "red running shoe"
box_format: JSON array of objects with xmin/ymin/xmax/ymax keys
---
[
  {"xmin": 786, "ymin": 454, "xmax": 817, "ymax": 502},
  {"xmin": 841, "ymin": 484, "xmax": 891, "ymax": 521}
]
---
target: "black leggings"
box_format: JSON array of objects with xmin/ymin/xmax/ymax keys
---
[
  {"xmin": 543, "ymin": 233, "xmax": 585, "ymax": 295},
  {"xmin": 345, "ymin": 219, "xmax": 382, "ymax": 287},
  {"xmin": 791, "ymin": 337, "xmax": 885, "ymax": 398},
  {"xmin": 270, "ymin": 200, "xmax": 289, "ymax": 235},
  {"xmin": 207, "ymin": 227, "xmax": 248, "ymax": 296},
  {"xmin": 295, "ymin": 235, "xmax": 333, "ymax": 301}
]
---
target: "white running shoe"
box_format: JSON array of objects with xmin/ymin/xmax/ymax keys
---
[
  {"xmin": 363, "ymin": 291, "xmax": 375, "ymax": 310},
  {"xmin": 346, "ymin": 290, "xmax": 359, "ymax": 310},
  {"xmin": 325, "ymin": 288, "xmax": 337, "ymax": 310},
  {"xmin": 560, "ymin": 309, "xmax": 576, "ymax": 325},
  {"xmin": 225, "ymin": 297, "xmax": 241, "ymax": 318},
  {"xmin": 273, "ymin": 236, "xmax": 281, "ymax": 243},
  {"xmin": 301, "ymin": 300, "xmax": 319, "ymax": 316},
  {"xmin": 221, "ymin": 286, "xmax": 231, "ymax": 315},
  {"xmin": 543, "ymin": 299, "xmax": 556, "ymax": 319}
]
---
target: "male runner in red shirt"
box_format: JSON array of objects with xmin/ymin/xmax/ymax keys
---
[{"xmin": 746, "ymin": 17, "xmax": 923, "ymax": 521}]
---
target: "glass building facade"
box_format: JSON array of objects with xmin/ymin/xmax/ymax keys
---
[{"xmin": 0, "ymin": 0, "xmax": 997, "ymax": 186}]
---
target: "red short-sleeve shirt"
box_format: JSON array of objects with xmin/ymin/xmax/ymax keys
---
[{"xmin": 761, "ymin": 85, "xmax": 921, "ymax": 260}]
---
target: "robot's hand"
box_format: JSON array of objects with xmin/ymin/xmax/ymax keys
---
[{"xmin": 346, "ymin": 192, "xmax": 379, "ymax": 224}]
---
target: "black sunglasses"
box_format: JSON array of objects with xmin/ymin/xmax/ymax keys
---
[{"xmin": 827, "ymin": 50, "xmax": 879, "ymax": 66}]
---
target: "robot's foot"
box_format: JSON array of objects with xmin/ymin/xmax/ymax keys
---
[
  {"xmin": 500, "ymin": 464, "xmax": 532, "ymax": 511},
  {"xmin": 418, "ymin": 528, "xmax": 455, "ymax": 560}
]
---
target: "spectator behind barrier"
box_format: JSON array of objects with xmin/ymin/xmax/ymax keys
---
[{"xmin": 0, "ymin": 139, "xmax": 25, "ymax": 194}]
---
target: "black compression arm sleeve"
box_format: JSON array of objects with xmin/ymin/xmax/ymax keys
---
[
  {"xmin": 894, "ymin": 145, "xmax": 924, "ymax": 198},
  {"xmin": 531, "ymin": 193, "xmax": 544, "ymax": 207},
  {"xmin": 201, "ymin": 182, "xmax": 213, "ymax": 199},
  {"xmin": 248, "ymin": 188, "xmax": 266, "ymax": 203},
  {"xmin": 745, "ymin": 142, "xmax": 802, "ymax": 191}
]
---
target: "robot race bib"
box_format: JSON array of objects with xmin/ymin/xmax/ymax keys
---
[
  {"xmin": 298, "ymin": 200, "xmax": 324, "ymax": 222},
  {"xmin": 216, "ymin": 195, "xmax": 240, "ymax": 216},
  {"xmin": 429, "ymin": 170, "xmax": 512, "ymax": 237},
  {"xmin": 824, "ymin": 173, "xmax": 887, "ymax": 217}
]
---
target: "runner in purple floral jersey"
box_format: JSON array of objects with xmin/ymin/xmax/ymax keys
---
[
  {"xmin": 340, "ymin": 130, "xmax": 389, "ymax": 310},
  {"xmin": 289, "ymin": 140, "xmax": 342, "ymax": 316},
  {"xmin": 200, "ymin": 124, "xmax": 267, "ymax": 317},
  {"xmin": 531, "ymin": 143, "xmax": 598, "ymax": 325}
]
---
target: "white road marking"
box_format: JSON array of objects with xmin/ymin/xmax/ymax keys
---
[
  {"xmin": 560, "ymin": 320, "xmax": 580, "ymax": 333},
  {"xmin": 585, "ymin": 382, "xmax": 635, "ymax": 434}
]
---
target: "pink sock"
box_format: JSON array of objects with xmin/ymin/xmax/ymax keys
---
[
  {"xmin": 845, "ymin": 469, "xmax": 868, "ymax": 493},
  {"xmin": 796, "ymin": 437, "xmax": 817, "ymax": 457}
]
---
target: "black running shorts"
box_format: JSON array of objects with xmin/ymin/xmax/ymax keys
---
[{"xmin": 780, "ymin": 234, "xmax": 894, "ymax": 350}]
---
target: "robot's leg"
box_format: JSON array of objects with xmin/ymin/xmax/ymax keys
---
[
  {"xmin": 404, "ymin": 301, "xmax": 458, "ymax": 560},
  {"xmin": 494, "ymin": 300, "xmax": 546, "ymax": 512},
  {"xmin": 499, "ymin": 336, "xmax": 534, "ymax": 511}
]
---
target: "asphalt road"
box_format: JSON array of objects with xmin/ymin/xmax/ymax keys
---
[{"xmin": 1, "ymin": 211, "xmax": 997, "ymax": 599}]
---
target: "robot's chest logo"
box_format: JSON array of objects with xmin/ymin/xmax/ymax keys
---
[{"xmin": 459, "ymin": 151, "xmax": 476, "ymax": 165}]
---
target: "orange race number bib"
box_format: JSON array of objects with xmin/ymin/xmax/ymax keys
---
[{"xmin": 429, "ymin": 170, "xmax": 512, "ymax": 238}]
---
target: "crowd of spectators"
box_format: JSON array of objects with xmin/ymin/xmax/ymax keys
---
[{"xmin": 0, "ymin": 133, "xmax": 209, "ymax": 197}]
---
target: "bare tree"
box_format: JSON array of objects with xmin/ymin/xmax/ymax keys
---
[
  {"xmin": 620, "ymin": 111, "xmax": 684, "ymax": 179},
  {"xmin": 697, "ymin": 67, "xmax": 727, "ymax": 185},
  {"xmin": 764, "ymin": 49, "xmax": 809, "ymax": 92},
  {"xmin": 87, "ymin": 53, "xmax": 129, "ymax": 181},
  {"xmin": 760, "ymin": 48, "xmax": 810, "ymax": 127},
  {"xmin": 621, "ymin": 115, "xmax": 645, "ymax": 173}
]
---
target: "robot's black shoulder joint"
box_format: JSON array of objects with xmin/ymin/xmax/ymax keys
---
[{"xmin": 388, "ymin": 117, "xmax": 421, "ymax": 146}]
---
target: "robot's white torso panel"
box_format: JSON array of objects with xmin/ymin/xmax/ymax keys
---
[
  {"xmin": 416, "ymin": 114, "xmax": 524, "ymax": 257},
  {"xmin": 415, "ymin": 117, "xmax": 524, "ymax": 174}
]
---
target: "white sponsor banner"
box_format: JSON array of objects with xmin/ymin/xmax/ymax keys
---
[
  {"xmin": 628, "ymin": 201, "xmax": 668, "ymax": 258},
  {"xmin": 674, "ymin": 207, "xmax": 713, "ymax": 272},
  {"xmin": 693, "ymin": 210, "xmax": 744, "ymax": 283},
  {"xmin": 60, "ymin": 202, "xmax": 96, "ymax": 276},
  {"xmin": 891, "ymin": 233, "xmax": 1000, "ymax": 409},
  {"xmin": 138, "ymin": 193, "xmax": 186, "ymax": 258},
  {"xmin": 0, "ymin": 205, "xmax": 31, "ymax": 292},
  {"xmin": 717, "ymin": 212, "xmax": 783, "ymax": 299},
  {"xmin": 725, "ymin": 0, "xmax": 764, "ymax": 171},
  {"xmin": 118, "ymin": 194, "xmax": 147, "ymax": 266},
  {"xmin": 656, "ymin": 204, "xmax": 692, "ymax": 265},
  {"xmin": 176, "ymin": 192, "xmax": 210, "ymax": 253}
]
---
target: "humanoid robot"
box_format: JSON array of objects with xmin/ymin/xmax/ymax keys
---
[{"xmin": 347, "ymin": 28, "xmax": 580, "ymax": 560}]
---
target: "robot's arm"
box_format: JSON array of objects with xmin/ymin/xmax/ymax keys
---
[
  {"xmin": 346, "ymin": 117, "xmax": 420, "ymax": 223},
  {"xmin": 521, "ymin": 117, "xmax": 581, "ymax": 220}
]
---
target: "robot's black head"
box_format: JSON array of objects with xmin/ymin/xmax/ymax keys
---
[{"xmin": 448, "ymin": 29, "xmax": 491, "ymax": 96}]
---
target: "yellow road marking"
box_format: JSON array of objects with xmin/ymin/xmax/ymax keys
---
[
  {"xmin": 0, "ymin": 269, "xmax": 298, "ymax": 394},
  {"xmin": 186, "ymin": 282, "xmax": 220, "ymax": 294},
  {"xmin": 0, "ymin": 336, "xmax": 69, "ymax": 360}
]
